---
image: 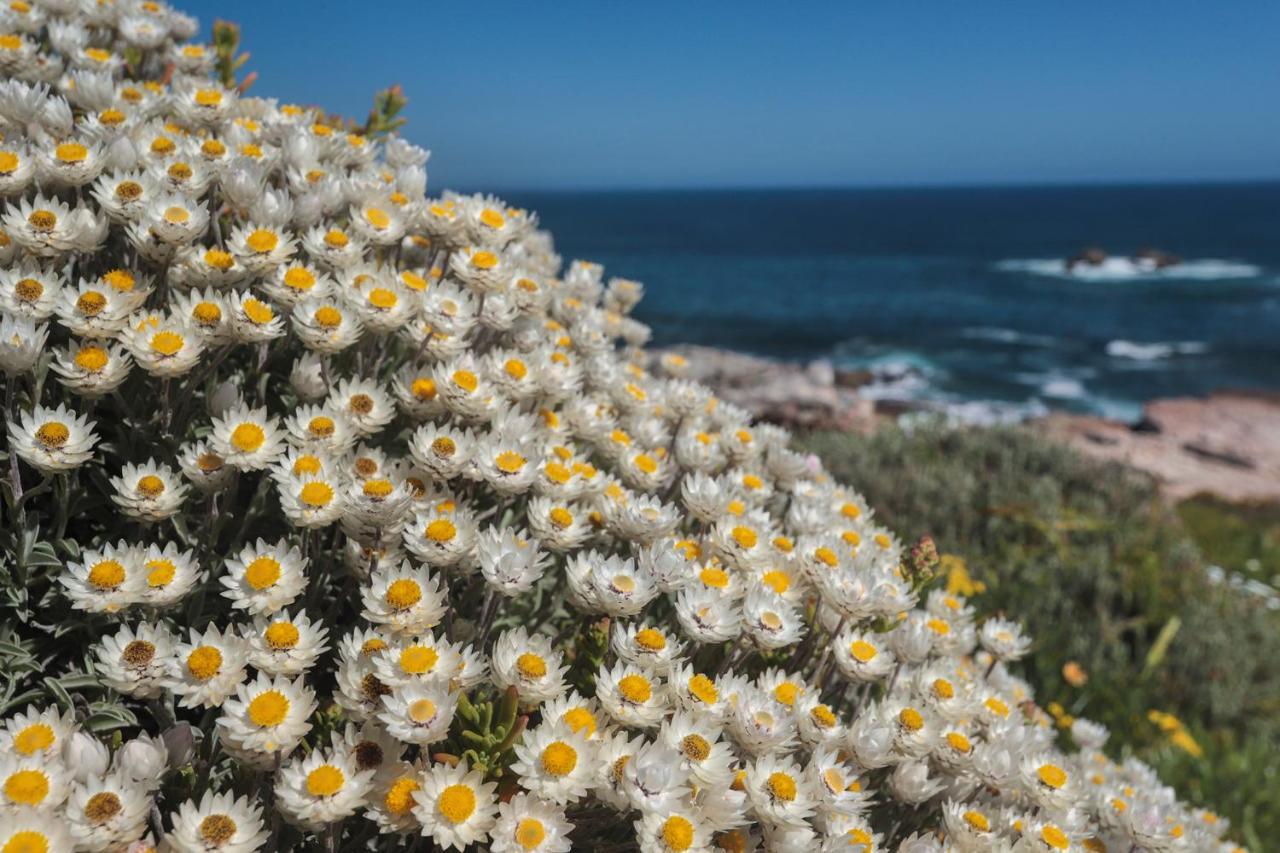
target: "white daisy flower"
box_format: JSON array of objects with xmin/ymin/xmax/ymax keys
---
[
  {"xmin": 412, "ymin": 760, "xmax": 499, "ymax": 852},
  {"xmin": 1, "ymin": 705, "xmax": 77, "ymax": 762},
  {"xmin": 595, "ymin": 662, "xmax": 668, "ymax": 729},
  {"xmin": 108, "ymin": 458, "xmax": 186, "ymax": 521},
  {"xmin": 210, "ymin": 405, "xmax": 287, "ymax": 472},
  {"xmin": 167, "ymin": 624, "xmax": 249, "ymax": 710},
  {"xmin": 327, "ymin": 376, "xmax": 396, "ymax": 437},
  {"xmin": 228, "ymin": 292, "xmax": 286, "ymax": 342},
  {"xmin": 376, "ymin": 681, "xmax": 457, "ymax": 747},
  {"xmin": 292, "ymin": 297, "xmax": 364, "ymax": 354},
  {"xmin": 0, "ymin": 263, "xmax": 59, "ymax": 320},
  {"xmin": 276, "ymin": 747, "xmax": 374, "ymax": 831},
  {"xmin": 746, "ymin": 753, "xmax": 816, "ymax": 828},
  {"xmin": 278, "ymin": 473, "xmax": 345, "ymax": 528},
  {"xmin": 245, "ymin": 609, "xmax": 330, "ymax": 676},
  {"xmin": 373, "ymin": 633, "xmax": 461, "ymax": 691},
  {"xmin": 164, "ymin": 790, "xmax": 269, "ymax": 853},
  {"xmin": 0, "ymin": 813, "xmax": 73, "ymax": 853},
  {"xmin": 490, "ymin": 627, "xmax": 567, "ymax": 705},
  {"xmin": 94, "ymin": 621, "xmax": 174, "ymax": 699},
  {"xmin": 216, "ymin": 673, "xmax": 318, "ymax": 767},
  {"xmin": 0, "ymin": 313, "xmax": 45, "ymax": 375},
  {"xmin": 61, "ymin": 540, "xmax": 142, "ymax": 614},
  {"xmin": 490, "ymin": 793, "xmax": 573, "ymax": 853},
  {"xmin": 659, "ymin": 711, "xmax": 736, "ymax": 791},
  {"xmin": 7, "ymin": 402, "xmax": 97, "ymax": 473},
  {"xmin": 512, "ymin": 722, "xmax": 597, "ymax": 805},
  {"xmin": 65, "ymin": 771, "xmax": 150, "ymax": 851},
  {"xmin": 121, "ymin": 312, "xmax": 204, "ymax": 377},
  {"xmin": 636, "ymin": 807, "xmax": 712, "ymax": 853},
  {"xmin": 50, "ymin": 338, "xmax": 133, "ymax": 397},
  {"xmin": 361, "ymin": 560, "xmax": 447, "ymax": 636},
  {"xmin": 220, "ymin": 537, "xmax": 307, "ymax": 616},
  {"xmin": 0, "ymin": 754, "xmax": 68, "ymax": 813}
]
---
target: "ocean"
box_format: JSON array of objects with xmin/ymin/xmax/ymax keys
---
[{"xmin": 506, "ymin": 183, "xmax": 1280, "ymax": 422}]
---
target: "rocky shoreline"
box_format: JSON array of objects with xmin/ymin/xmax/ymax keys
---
[{"xmin": 662, "ymin": 345, "xmax": 1280, "ymax": 502}]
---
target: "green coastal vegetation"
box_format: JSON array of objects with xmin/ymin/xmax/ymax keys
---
[{"xmin": 800, "ymin": 423, "xmax": 1280, "ymax": 850}]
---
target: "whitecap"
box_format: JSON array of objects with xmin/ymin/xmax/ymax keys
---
[
  {"xmin": 1105, "ymin": 340, "xmax": 1208, "ymax": 361},
  {"xmin": 960, "ymin": 326, "xmax": 1058, "ymax": 347},
  {"xmin": 995, "ymin": 258, "xmax": 1260, "ymax": 282},
  {"xmin": 1040, "ymin": 378, "xmax": 1086, "ymax": 399}
]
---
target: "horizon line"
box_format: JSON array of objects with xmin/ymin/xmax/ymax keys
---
[{"xmin": 449, "ymin": 176, "xmax": 1280, "ymax": 195}]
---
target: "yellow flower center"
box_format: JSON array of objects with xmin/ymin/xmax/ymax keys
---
[
  {"xmin": 504, "ymin": 358, "xmax": 527, "ymax": 380},
  {"xmin": 363, "ymin": 479, "xmax": 394, "ymax": 499},
  {"xmin": 74, "ymin": 345, "xmax": 109, "ymax": 372},
  {"xmin": 145, "ymin": 558, "xmax": 176, "ymax": 587},
  {"xmin": 437, "ymin": 784, "xmax": 476, "ymax": 824},
  {"xmin": 34, "ymin": 421, "xmax": 69, "ymax": 448},
  {"xmin": 150, "ymin": 137, "xmax": 176, "ymax": 155},
  {"xmin": 198, "ymin": 815, "xmax": 236, "ymax": 845},
  {"xmin": 149, "ymin": 330, "xmax": 185, "ymax": 356},
  {"xmin": 1041, "ymin": 826, "xmax": 1070, "ymax": 850},
  {"xmin": 618, "ymin": 674, "xmax": 652, "ymax": 704},
  {"xmin": 192, "ymin": 302, "xmax": 222, "ymax": 325},
  {"xmin": 205, "ymin": 249, "xmax": 234, "ymax": 270},
  {"xmin": 264, "ymin": 621, "xmax": 300, "ymax": 650},
  {"xmin": 730, "ymin": 526, "xmax": 757, "ymax": 549},
  {"xmin": 688, "ymin": 674, "xmax": 718, "ymax": 705},
  {"xmin": 633, "ymin": 453, "xmax": 658, "ymax": 474},
  {"xmin": 700, "ymin": 566, "xmax": 729, "ymax": 589},
  {"xmin": 681, "ymin": 734, "xmax": 710, "ymax": 762},
  {"xmin": 0, "ymin": 151, "xmax": 18, "ymax": 174},
  {"xmin": 1037, "ymin": 764, "xmax": 1068, "ymax": 789},
  {"xmin": 634, "ymin": 628, "xmax": 666, "ymax": 651},
  {"xmin": 186, "ymin": 646, "xmax": 222, "ymax": 680},
  {"xmin": 306, "ymin": 765, "xmax": 345, "ymax": 797},
  {"xmin": 245, "ymin": 229, "xmax": 279, "ymax": 253},
  {"xmin": 323, "ymin": 229, "xmax": 349, "ymax": 248},
  {"xmin": 548, "ymin": 507, "xmax": 574, "ymax": 529},
  {"xmin": 247, "ymin": 690, "xmax": 290, "ymax": 727},
  {"xmin": 385, "ymin": 578, "xmax": 422, "ymax": 610},
  {"xmin": 762, "ymin": 570, "xmax": 790, "ymax": 594},
  {"xmin": 898, "ymin": 707, "xmax": 924, "ymax": 731},
  {"xmin": 167, "ymin": 162, "xmax": 193, "ymax": 181},
  {"xmin": 244, "ymin": 556, "xmax": 281, "ymax": 590},
  {"xmin": 541, "ymin": 741, "xmax": 578, "ymax": 776},
  {"xmin": 367, "ymin": 287, "xmax": 397, "ymax": 309},
  {"xmin": 479, "ymin": 208, "xmax": 505, "ymax": 229},
  {"xmin": 28, "ymin": 209, "xmax": 57, "ymax": 231},
  {"xmin": 299, "ymin": 481, "xmax": 334, "ymax": 507},
  {"xmin": 409, "ymin": 699, "xmax": 437, "ymax": 723},
  {"xmin": 242, "ymin": 298, "xmax": 274, "ymax": 324},
  {"xmin": 384, "ymin": 777, "xmax": 420, "ymax": 815},
  {"xmin": 963, "ymin": 810, "xmax": 990, "ymax": 832},
  {"xmin": 562, "ymin": 706, "xmax": 596, "ymax": 736},
  {"xmin": 774, "ymin": 682, "xmax": 800, "ymax": 706},
  {"xmin": 495, "ymin": 451, "xmax": 526, "ymax": 473},
  {"xmin": 3, "ymin": 770, "xmax": 49, "ymax": 806},
  {"xmin": 283, "ymin": 267, "xmax": 316, "ymax": 291},
  {"xmin": 292, "ymin": 455, "xmax": 321, "ymax": 476},
  {"xmin": 201, "ymin": 139, "xmax": 226, "ymax": 157},
  {"xmin": 516, "ymin": 652, "xmax": 547, "ymax": 680},
  {"xmin": 55, "ymin": 142, "xmax": 88, "ymax": 163},
  {"xmin": 811, "ymin": 704, "xmax": 838, "ymax": 728},
  {"xmin": 471, "ymin": 250, "xmax": 498, "ymax": 270},
  {"xmin": 399, "ymin": 645, "xmax": 439, "ymax": 675},
  {"xmin": 933, "ymin": 678, "xmax": 955, "ymax": 699},
  {"xmin": 515, "ymin": 817, "xmax": 546, "ymax": 850},
  {"xmin": 364, "ymin": 207, "xmax": 391, "ymax": 230},
  {"xmin": 12, "ymin": 724, "xmax": 54, "ymax": 756},
  {"xmin": 230, "ymin": 420, "xmax": 264, "ymax": 450},
  {"xmin": 194, "ymin": 88, "xmax": 223, "ymax": 107},
  {"xmin": 75, "ymin": 291, "xmax": 107, "ymax": 317},
  {"xmin": 87, "ymin": 559, "xmax": 125, "ymax": 590},
  {"xmin": 767, "ymin": 772, "xmax": 797, "ymax": 802},
  {"xmin": 83, "ymin": 790, "xmax": 122, "ymax": 824},
  {"xmin": 348, "ymin": 393, "xmax": 375, "ymax": 415},
  {"xmin": 13, "ymin": 277, "xmax": 40, "ymax": 302},
  {"xmin": 425, "ymin": 518, "xmax": 456, "ymax": 543},
  {"xmin": 661, "ymin": 816, "xmax": 694, "ymax": 852},
  {"xmin": 946, "ymin": 732, "xmax": 972, "ymax": 753}
]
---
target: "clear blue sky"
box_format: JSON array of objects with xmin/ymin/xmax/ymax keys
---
[{"xmin": 179, "ymin": 1, "xmax": 1280, "ymax": 190}]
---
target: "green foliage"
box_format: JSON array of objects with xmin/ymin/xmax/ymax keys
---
[
  {"xmin": 1176, "ymin": 495, "xmax": 1280, "ymax": 586},
  {"xmin": 799, "ymin": 420, "xmax": 1280, "ymax": 843},
  {"xmin": 212, "ymin": 19, "xmax": 255, "ymax": 92},
  {"xmin": 358, "ymin": 85, "xmax": 409, "ymax": 140}
]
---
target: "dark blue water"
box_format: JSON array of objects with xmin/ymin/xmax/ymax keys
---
[{"xmin": 507, "ymin": 184, "xmax": 1280, "ymax": 420}]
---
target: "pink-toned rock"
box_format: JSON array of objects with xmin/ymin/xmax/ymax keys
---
[{"xmin": 1036, "ymin": 392, "xmax": 1280, "ymax": 501}]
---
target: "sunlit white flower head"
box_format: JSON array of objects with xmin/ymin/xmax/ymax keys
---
[
  {"xmin": 245, "ymin": 609, "xmax": 330, "ymax": 677},
  {"xmin": 276, "ymin": 747, "xmax": 374, "ymax": 831},
  {"xmin": 8, "ymin": 402, "xmax": 97, "ymax": 473},
  {"xmin": 164, "ymin": 790, "xmax": 269, "ymax": 853},
  {"xmin": 413, "ymin": 760, "xmax": 499, "ymax": 851},
  {"xmin": 491, "ymin": 627, "xmax": 567, "ymax": 705},
  {"xmin": 595, "ymin": 661, "xmax": 668, "ymax": 729},
  {"xmin": 167, "ymin": 623, "xmax": 249, "ymax": 710},
  {"xmin": 220, "ymin": 537, "xmax": 307, "ymax": 616},
  {"xmin": 512, "ymin": 722, "xmax": 597, "ymax": 805}
]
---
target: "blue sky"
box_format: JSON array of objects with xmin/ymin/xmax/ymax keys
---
[{"xmin": 179, "ymin": 1, "xmax": 1280, "ymax": 190}]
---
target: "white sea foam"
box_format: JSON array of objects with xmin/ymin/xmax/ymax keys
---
[
  {"xmin": 1039, "ymin": 378, "xmax": 1086, "ymax": 399},
  {"xmin": 995, "ymin": 258, "xmax": 1260, "ymax": 281},
  {"xmin": 1105, "ymin": 340, "xmax": 1208, "ymax": 361},
  {"xmin": 960, "ymin": 326, "xmax": 1058, "ymax": 347}
]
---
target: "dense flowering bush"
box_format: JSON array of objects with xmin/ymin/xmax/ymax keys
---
[{"xmin": 0, "ymin": 1, "xmax": 1246, "ymax": 852}]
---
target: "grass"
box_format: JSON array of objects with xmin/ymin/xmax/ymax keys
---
[
  {"xmin": 1176, "ymin": 495, "xmax": 1280, "ymax": 588},
  {"xmin": 799, "ymin": 421, "xmax": 1280, "ymax": 849}
]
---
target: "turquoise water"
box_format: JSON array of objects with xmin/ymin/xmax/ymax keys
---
[{"xmin": 508, "ymin": 184, "xmax": 1280, "ymax": 421}]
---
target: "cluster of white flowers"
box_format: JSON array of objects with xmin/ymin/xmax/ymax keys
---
[{"xmin": 0, "ymin": 1, "xmax": 1244, "ymax": 852}]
